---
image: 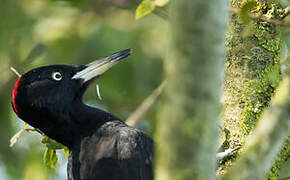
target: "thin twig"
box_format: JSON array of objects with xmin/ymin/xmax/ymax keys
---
[
  {"xmin": 126, "ymin": 80, "xmax": 167, "ymax": 127},
  {"xmin": 10, "ymin": 67, "xmax": 21, "ymax": 77},
  {"xmin": 10, "ymin": 126, "xmax": 45, "ymax": 147},
  {"xmin": 1, "ymin": 44, "xmax": 45, "ymax": 92},
  {"xmin": 23, "ymin": 43, "xmax": 45, "ymax": 63},
  {"xmin": 230, "ymin": 7, "xmax": 290, "ymax": 27},
  {"xmin": 24, "ymin": 127, "xmax": 45, "ymax": 136},
  {"xmin": 9, "ymin": 128, "xmax": 25, "ymax": 147}
]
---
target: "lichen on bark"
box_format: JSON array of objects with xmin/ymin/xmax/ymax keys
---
[
  {"xmin": 219, "ymin": 0, "xmax": 285, "ymax": 175},
  {"xmin": 222, "ymin": 76, "xmax": 290, "ymax": 180}
]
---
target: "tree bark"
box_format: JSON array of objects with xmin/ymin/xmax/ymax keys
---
[
  {"xmin": 223, "ymin": 75, "xmax": 290, "ymax": 180},
  {"xmin": 155, "ymin": 0, "xmax": 227, "ymax": 180},
  {"xmin": 219, "ymin": 0, "xmax": 288, "ymax": 177}
]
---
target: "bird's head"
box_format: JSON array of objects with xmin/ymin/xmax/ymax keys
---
[{"xmin": 11, "ymin": 49, "xmax": 130, "ymax": 144}]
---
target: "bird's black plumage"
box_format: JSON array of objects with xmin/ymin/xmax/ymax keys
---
[{"xmin": 11, "ymin": 49, "xmax": 154, "ymax": 180}]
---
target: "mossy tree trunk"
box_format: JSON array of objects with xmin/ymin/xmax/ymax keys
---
[
  {"xmin": 220, "ymin": 0, "xmax": 289, "ymax": 178},
  {"xmin": 155, "ymin": 0, "xmax": 227, "ymax": 180},
  {"xmin": 223, "ymin": 75, "xmax": 290, "ymax": 180}
]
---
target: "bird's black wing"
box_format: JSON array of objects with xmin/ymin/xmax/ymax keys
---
[
  {"xmin": 116, "ymin": 123, "xmax": 154, "ymax": 180},
  {"xmin": 75, "ymin": 120, "xmax": 154, "ymax": 180}
]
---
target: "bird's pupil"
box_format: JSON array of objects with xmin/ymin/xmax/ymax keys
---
[{"xmin": 56, "ymin": 74, "xmax": 61, "ymax": 79}]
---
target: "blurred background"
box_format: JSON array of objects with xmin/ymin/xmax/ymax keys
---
[{"xmin": 0, "ymin": 0, "xmax": 167, "ymax": 179}]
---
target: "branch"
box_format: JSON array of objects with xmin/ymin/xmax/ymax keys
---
[
  {"xmin": 10, "ymin": 127, "xmax": 45, "ymax": 147},
  {"xmin": 22, "ymin": 43, "xmax": 45, "ymax": 63},
  {"xmin": 10, "ymin": 67, "xmax": 22, "ymax": 77},
  {"xmin": 230, "ymin": 7, "xmax": 290, "ymax": 27},
  {"xmin": 126, "ymin": 80, "xmax": 166, "ymax": 127},
  {"xmin": 222, "ymin": 76, "xmax": 290, "ymax": 179}
]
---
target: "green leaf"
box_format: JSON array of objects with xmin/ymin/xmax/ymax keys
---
[
  {"xmin": 240, "ymin": 1, "xmax": 257, "ymax": 24},
  {"xmin": 41, "ymin": 136, "xmax": 65, "ymax": 149},
  {"xmin": 136, "ymin": 0, "xmax": 155, "ymax": 20},
  {"xmin": 155, "ymin": 0, "xmax": 169, "ymax": 7},
  {"xmin": 43, "ymin": 148, "xmax": 58, "ymax": 168},
  {"xmin": 64, "ymin": 147, "xmax": 70, "ymax": 158}
]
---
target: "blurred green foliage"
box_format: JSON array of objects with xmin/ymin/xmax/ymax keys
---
[
  {"xmin": 135, "ymin": 0, "xmax": 169, "ymax": 19},
  {"xmin": 43, "ymin": 148, "xmax": 58, "ymax": 169},
  {"xmin": 0, "ymin": 0, "xmax": 167, "ymax": 179}
]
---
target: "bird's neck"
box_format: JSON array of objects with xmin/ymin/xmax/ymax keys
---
[
  {"xmin": 70, "ymin": 103, "xmax": 120, "ymax": 139},
  {"xmin": 26, "ymin": 101, "xmax": 120, "ymax": 149}
]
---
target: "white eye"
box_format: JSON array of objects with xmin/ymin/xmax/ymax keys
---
[{"xmin": 52, "ymin": 72, "xmax": 62, "ymax": 81}]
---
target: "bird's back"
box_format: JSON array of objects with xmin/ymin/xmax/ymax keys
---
[{"xmin": 68, "ymin": 120, "xmax": 154, "ymax": 180}]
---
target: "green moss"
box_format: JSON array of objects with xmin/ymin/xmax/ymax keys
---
[
  {"xmin": 262, "ymin": 38, "xmax": 281, "ymax": 52},
  {"xmin": 239, "ymin": 0, "xmax": 283, "ymax": 139},
  {"xmin": 266, "ymin": 137, "xmax": 290, "ymax": 179},
  {"xmin": 221, "ymin": 0, "xmax": 285, "ymax": 176},
  {"xmin": 217, "ymin": 154, "xmax": 239, "ymax": 177},
  {"xmin": 241, "ymin": 64, "xmax": 281, "ymax": 136},
  {"xmin": 246, "ymin": 46, "xmax": 275, "ymax": 78},
  {"xmin": 254, "ymin": 22, "xmax": 280, "ymax": 52},
  {"xmin": 253, "ymin": 3, "xmax": 283, "ymax": 52}
]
